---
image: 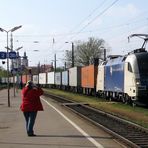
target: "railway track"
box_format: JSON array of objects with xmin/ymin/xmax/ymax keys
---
[{"xmin": 44, "ymin": 92, "xmax": 148, "ymax": 148}]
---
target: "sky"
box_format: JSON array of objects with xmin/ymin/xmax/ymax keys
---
[{"xmin": 0, "ymin": 0, "xmax": 148, "ymax": 69}]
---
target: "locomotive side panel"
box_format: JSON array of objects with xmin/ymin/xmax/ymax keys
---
[{"xmin": 105, "ymin": 58, "xmax": 124, "ymax": 93}]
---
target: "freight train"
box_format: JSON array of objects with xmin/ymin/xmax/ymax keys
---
[{"xmin": 1, "ymin": 34, "xmax": 148, "ymax": 106}]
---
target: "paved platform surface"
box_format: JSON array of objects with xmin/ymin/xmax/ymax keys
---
[{"xmin": 0, "ymin": 89, "xmax": 127, "ymax": 148}]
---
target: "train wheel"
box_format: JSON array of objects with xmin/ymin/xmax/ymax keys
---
[{"xmin": 121, "ymin": 97, "xmax": 126, "ymax": 103}]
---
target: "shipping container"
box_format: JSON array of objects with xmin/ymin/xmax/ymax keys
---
[
  {"xmin": 15, "ymin": 75, "xmax": 21, "ymax": 83},
  {"xmin": 33, "ymin": 75, "xmax": 38, "ymax": 84},
  {"xmin": 62, "ymin": 70, "xmax": 68, "ymax": 86},
  {"xmin": 69, "ymin": 66, "xmax": 81, "ymax": 87},
  {"xmin": 55, "ymin": 72, "xmax": 62, "ymax": 85},
  {"xmin": 81, "ymin": 65, "xmax": 98, "ymax": 88},
  {"xmin": 1, "ymin": 77, "xmax": 7, "ymax": 83},
  {"xmin": 39, "ymin": 73, "xmax": 47, "ymax": 84},
  {"xmin": 14, "ymin": 76, "xmax": 17, "ymax": 83},
  {"xmin": 47, "ymin": 72, "xmax": 55, "ymax": 84},
  {"xmin": 10, "ymin": 77, "xmax": 13, "ymax": 83}
]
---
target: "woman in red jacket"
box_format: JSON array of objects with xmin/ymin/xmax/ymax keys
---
[{"xmin": 20, "ymin": 81, "xmax": 44, "ymax": 136}]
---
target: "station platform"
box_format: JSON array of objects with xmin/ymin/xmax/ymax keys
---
[{"xmin": 0, "ymin": 89, "xmax": 126, "ymax": 148}]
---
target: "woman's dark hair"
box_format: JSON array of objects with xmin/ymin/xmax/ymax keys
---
[{"xmin": 26, "ymin": 81, "xmax": 33, "ymax": 89}]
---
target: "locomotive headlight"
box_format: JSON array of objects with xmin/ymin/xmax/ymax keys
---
[{"xmin": 135, "ymin": 78, "xmax": 141, "ymax": 85}]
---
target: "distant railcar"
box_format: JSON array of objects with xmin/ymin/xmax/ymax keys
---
[
  {"xmin": 33, "ymin": 75, "xmax": 39, "ymax": 84},
  {"xmin": 47, "ymin": 72, "xmax": 55, "ymax": 88},
  {"xmin": 9, "ymin": 77, "xmax": 13, "ymax": 83},
  {"xmin": 62, "ymin": 70, "xmax": 69, "ymax": 90},
  {"xmin": 1, "ymin": 77, "xmax": 7, "ymax": 84},
  {"xmin": 39, "ymin": 73, "xmax": 47, "ymax": 85},
  {"xmin": 69, "ymin": 66, "xmax": 81, "ymax": 92},
  {"xmin": 55, "ymin": 72, "xmax": 62, "ymax": 88}
]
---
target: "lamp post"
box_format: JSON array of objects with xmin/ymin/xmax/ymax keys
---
[
  {"xmin": 65, "ymin": 42, "xmax": 74, "ymax": 67},
  {"xmin": 0, "ymin": 25, "xmax": 22, "ymax": 107},
  {"xmin": 5, "ymin": 46, "xmax": 23, "ymax": 96}
]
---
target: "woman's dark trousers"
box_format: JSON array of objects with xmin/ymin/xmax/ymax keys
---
[{"xmin": 23, "ymin": 112, "xmax": 37, "ymax": 135}]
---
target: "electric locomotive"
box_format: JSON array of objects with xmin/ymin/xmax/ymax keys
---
[{"xmin": 96, "ymin": 34, "xmax": 148, "ymax": 105}]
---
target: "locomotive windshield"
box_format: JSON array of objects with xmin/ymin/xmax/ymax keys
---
[{"xmin": 136, "ymin": 53, "xmax": 148, "ymax": 76}]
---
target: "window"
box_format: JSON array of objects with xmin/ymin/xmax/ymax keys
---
[{"xmin": 128, "ymin": 62, "xmax": 133, "ymax": 72}]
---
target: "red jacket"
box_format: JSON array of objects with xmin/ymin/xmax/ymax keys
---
[{"xmin": 20, "ymin": 86, "xmax": 44, "ymax": 112}]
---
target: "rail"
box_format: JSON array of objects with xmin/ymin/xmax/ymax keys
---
[{"xmin": 44, "ymin": 92, "xmax": 148, "ymax": 148}]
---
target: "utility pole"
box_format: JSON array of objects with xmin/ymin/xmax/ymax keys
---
[
  {"xmin": 0, "ymin": 25, "xmax": 22, "ymax": 107},
  {"xmin": 54, "ymin": 54, "xmax": 56, "ymax": 72},
  {"xmin": 10, "ymin": 33, "xmax": 16, "ymax": 97},
  {"xmin": 104, "ymin": 48, "xmax": 106, "ymax": 61},
  {"xmin": 72, "ymin": 42, "xmax": 74, "ymax": 67},
  {"xmin": 64, "ymin": 62, "xmax": 66, "ymax": 70},
  {"xmin": 65, "ymin": 42, "xmax": 74, "ymax": 67},
  {"xmin": 38, "ymin": 62, "xmax": 40, "ymax": 85}
]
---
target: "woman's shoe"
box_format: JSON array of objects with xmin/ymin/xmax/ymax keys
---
[{"xmin": 28, "ymin": 133, "xmax": 36, "ymax": 136}]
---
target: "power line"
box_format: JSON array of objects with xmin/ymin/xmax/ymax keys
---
[
  {"xmin": 11, "ymin": 17, "xmax": 148, "ymax": 39},
  {"xmin": 67, "ymin": 0, "xmax": 107, "ymax": 33},
  {"xmin": 49, "ymin": 0, "xmax": 108, "ymax": 53},
  {"xmin": 69, "ymin": 0, "xmax": 120, "ymax": 41}
]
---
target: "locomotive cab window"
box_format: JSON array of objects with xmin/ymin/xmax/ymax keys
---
[{"xmin": 128, "ymin": 62, "xmax": 133, "ymax": 72}]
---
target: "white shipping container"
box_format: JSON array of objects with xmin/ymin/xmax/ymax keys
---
[
  {"xmin": 39, "ymin": 73, "xmax": 46, "ymax": 84},
  {"xmin": 55, "ymin": 72, "xmax": 62, "ymax": 85},
  {"xmin": 1, "ymin": 77, "xmax": 7, "ymax": 83},
  {"xmin": 33, "ymin": 75, "xmax": 38, "ymax": 84},
  {"xmin": 62, "ymin": 70, "xmax": 68, "ymax": 86},
  {"xmin": 69, "ymin": 67, "xmax": 81, "ymax": 87},
  {"xmin": 15, "ymin": 75, "xmax": 21, "ymax": 83},
  {"xmin": 47, "ymin": 72, "xmax": 55, "ymax": 84},
  {"xmin": 10, "ymin": 77, "xmax": 13, "ymax": 83}
]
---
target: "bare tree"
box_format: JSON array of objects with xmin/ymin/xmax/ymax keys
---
[{"xmin": 65, "ymin": 37, "xmax": 109, "ymax": 67}]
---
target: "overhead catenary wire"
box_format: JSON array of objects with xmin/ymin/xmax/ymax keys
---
[
  {"xmin": 53, "ymin": 0, "xmax": 120, "ymax": 52},
  {"xmin": 48, "ymin": 0, "xmax": 108, "ymax": 53},
  {"xmin": 67, "ymin": 0, "xmax": 107, "ymax": 34},
  {"xmin": 69, "ymin": 0, "xmax": 120, "ymax": 41},
  {"xmin": 54, "ymin": 0, "xmax": 120, "ymax": 53}
]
